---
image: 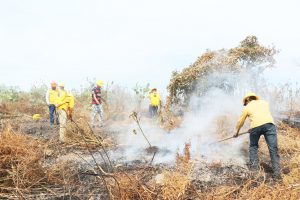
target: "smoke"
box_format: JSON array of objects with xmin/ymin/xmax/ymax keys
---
[
  {"xmin": 103, "ymin": 65, "xmax": 297, "ymax": 167},
  {"xmin": 105, "ymin": 70, "xmax": 264, "ymax": 166}
]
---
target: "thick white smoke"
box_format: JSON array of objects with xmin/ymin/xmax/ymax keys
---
[
  {"xmin": 106, "ymin": 71, "xmax": 263, "ymax": 166},
  {"xmin": 101, "ymin": 61, "xmax": 300, "ymax": 168}
]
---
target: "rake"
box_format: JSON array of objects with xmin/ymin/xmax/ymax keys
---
[{"xmin": 209, "ymin": 131, "xmax": 249, "ymax": 145}]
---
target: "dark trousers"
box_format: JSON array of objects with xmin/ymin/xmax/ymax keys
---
[
  {"xmin": 49, "ymin": 104, "xmax": 58, "ymax": 125},
  {"xmin": 149, "ymin": 105, "xmax": 158, "ymax": 117},
  {"xmin": 249, "ymin": 123, "xmax": 280, "ymax": 175}
]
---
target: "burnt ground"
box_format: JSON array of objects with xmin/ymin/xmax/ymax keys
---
[
  {"xmin": 0, "ymin": 115, "xmax": 58, "ymax": 139},
  {"xmin": 0, "ymin": 115, "xmax": 297, "ymax": 199}
]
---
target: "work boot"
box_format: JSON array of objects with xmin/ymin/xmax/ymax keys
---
[{"xmin": 272, "ymin": 173, "xmax": 282, "ymax": 181}]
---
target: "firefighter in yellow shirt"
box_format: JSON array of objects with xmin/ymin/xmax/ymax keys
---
[
  {"xmin": 234, "ymin": 92, "xmax": 281, "ymax": 180},
  {"xmin": 56, "ymin": 83, "xmax": 75, "ymax": 142},
  {"xmin": 148, "ymin": 88, "xmax": 161, "ymax": 117},
  {"xmin": 45, "ymin": 82, "xmax": 59, "ymax": 125}
]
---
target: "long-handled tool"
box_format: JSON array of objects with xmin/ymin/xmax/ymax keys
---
[{"xmin": 209, "ymin": 131, "xmax": 249, "ymax": 145}]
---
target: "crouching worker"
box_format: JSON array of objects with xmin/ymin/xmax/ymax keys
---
[
  {"xmin": 234, "ymin": 92, "xmax": 281, "ymax": 180},
  {"xmin": 56, "ymin": 84, "xmax": 75, "ymax": 142},
  {"xmin": 148, "ymin": 88, "xmax": 161, "ymax": 117}
]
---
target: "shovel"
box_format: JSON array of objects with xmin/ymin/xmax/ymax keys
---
[{"xmin": 209, "ymin": 131, "xmax": 249, "ymax": 145}]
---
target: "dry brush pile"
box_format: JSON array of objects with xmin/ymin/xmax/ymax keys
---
[
  {"xmin": 161, "ymin": 36, "xmax": 278, "ymax": 129},
  {"xmin": 165, "ymin": 35, "xmax": 277, "ymax": 111}
]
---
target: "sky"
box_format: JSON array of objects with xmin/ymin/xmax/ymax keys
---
[{"xmin": 0, "ymin": 0, "xmax": 299, "ymax": 92}]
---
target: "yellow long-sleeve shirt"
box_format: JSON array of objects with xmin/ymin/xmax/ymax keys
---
[
  {"xmin": 46, "ymin": 89, "xmax": 59, "ymax": 105},
  {"xmin": 149, "ymin": 92, "xmax": 161, "ymax": 106},
  {"xmin": 56, "ymin": 90, "xmax": 67, "ymax": 111},
  {"xmin": 236, "ymin": 100, "xmax": 274, "ymax": 131}
]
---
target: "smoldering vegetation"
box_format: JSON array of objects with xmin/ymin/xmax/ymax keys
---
[{"xmin": 0, "ymin": 36, "xmax": 300, "ymax": 199}]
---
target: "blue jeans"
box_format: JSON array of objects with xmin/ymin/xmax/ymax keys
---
[
  {"xmin": 249, "ymin": 123, "xmax": 280, "ymax": 175},
  {"xmin": 149, "ymin": 105, "xmax": 158, "ymax": 117},
  {"xmin": 49, "ymin": 104, "xmax": 58, "ymax": 125}
]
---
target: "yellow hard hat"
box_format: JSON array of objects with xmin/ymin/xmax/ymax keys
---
[
  {"xmin": 51, "ymin": 82, "xmax": 57, "ymax": 87},
  {"xmin": 32, "ymin": 114, "xmax": 41, "ymax": 121},
  {"xmin": 59, "ymin": 83, "xmax": 65, "ymax": 87},
  {"xmin": 243, "ymin": 92, "xmax": 259, "ymax": 105},
  {"xmin": 97, "ymin": 80, "xmax": 104, "ymax": 87}
]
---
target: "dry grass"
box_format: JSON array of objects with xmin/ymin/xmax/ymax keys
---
[
  {"xmin": 0, "ymin": 125, "xmax": 45, "ymax": 193},
  {"xmin": 158, "ymin": 171, "xmax": 190, "ymax": 200},
  {"xmin": 65, "ymin": 118, "xmax": 114, "ymax": 149},
  {"xmin": 283, "ymin": 153, "xmax": 300, "ymax": 186},
  {"xmin": 277, "ymin": 134, "xmax": 300, "ymax": 155},
  {"xmin": 0, "ymin": 101, "xmax": 46, "ymax": 117},
  {"xmin": 0, "ymin": 124, "xmax": 84, "ymax": 199},
  {"xmin": 214, "ymin": 182, "xmax": 299, "ymax": 200},
  {"xmin": 107, "ymin": 144, "xmax": 194, "ymax": 200},
  {"xmin": 239, "ymin": 184, "xmax": 299, "ymax": 200},
  {"xmin": 278, "ymin": 122, "xmax": 300, "ymax": 139},
  {"xmin": 107, "ymin": 170, "xmax": 156, "ymax": 200},
  {"xmin": 175, "ymin": 143, "xmax": 191, "ymax": 171},
  {"xmin": 1, "ymin": 118, "xmax": 299, "ymax": 199},
  {"xmin": 46, "ymin": 160, "xmax": 79, "ymax": 186},
  {"xmin": 200, "ymin": 169, "xmax": 300, "ymax": 200},
  {"xmin": 158, "ymin": 143, "xmax": 193, "ymax": 200}
]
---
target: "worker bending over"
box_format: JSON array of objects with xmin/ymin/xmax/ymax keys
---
[
  {"xmin": 148, "ymin": 88, "xmax": 161, "ymax": 117},
  {"xmin": 234, "ymin": 92, "xmax": 281, "ymax": 180},
  {"xmin": 56, "ymin": 83, "xmax": 74, "ymax": 142},
  {"xmin": 45, "ymin": 82, "xmax": 59, "ymax": 125}
]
